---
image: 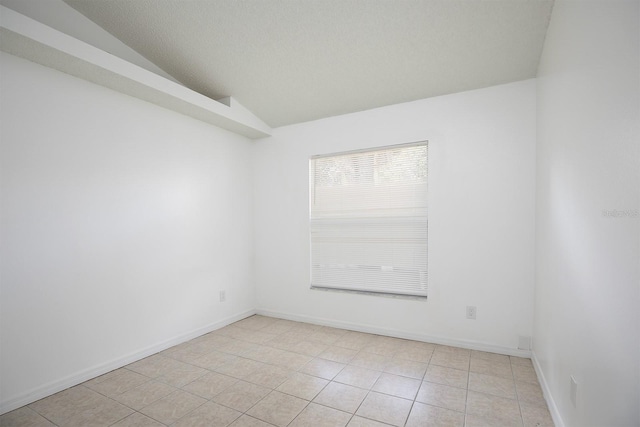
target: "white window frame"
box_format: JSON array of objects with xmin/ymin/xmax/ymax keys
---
[{"xmin": 309, "ymin": 141, "xmax": 428, "ymax": 298}]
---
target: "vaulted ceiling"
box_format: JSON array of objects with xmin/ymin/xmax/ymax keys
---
[{"xmin": 63, "ymin": 0, "xmax": 554, "ymax": 128}]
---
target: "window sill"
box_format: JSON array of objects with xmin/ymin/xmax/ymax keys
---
[{"xmin": 310, "ymin": 285, "xmax": 428, "ymax": 301}]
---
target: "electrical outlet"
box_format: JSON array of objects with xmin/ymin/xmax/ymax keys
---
[
  {"xmin": 570, "ymin": 376, "xmax": 578, "ymax": 407},
  {"xmin": 466, "ymin": 306, "xmax": 477, "ymax": 319},
  {"xmin": 219, "ymin": 290, "xmax": 226, "ymax": 302}
]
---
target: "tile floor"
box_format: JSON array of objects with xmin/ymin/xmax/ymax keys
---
[{"xmin": 0, "ymin": 315, "xmax": 554, "ymax": 427}]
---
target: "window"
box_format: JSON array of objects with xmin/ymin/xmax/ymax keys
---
[{"xmin": 309, "ymin": 142, "xmax": 428, "ymax": 297}]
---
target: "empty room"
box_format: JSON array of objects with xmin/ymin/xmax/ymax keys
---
[{"xmin": 0, "ymin": 0, "xmax": 638, "ymax": 426}]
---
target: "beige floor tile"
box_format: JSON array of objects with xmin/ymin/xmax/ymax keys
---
[
  {"xmin": 126, "ymin": 354, "xmax": 185, "ymax": 378},
  {"xmin": 288, "ymin": 340, "xmax": 329, "ymax": 357},
  {"xmin": 333, "ymin": 365, "xmax": 381, "ymax": 389},
  {"xmin": 220, "ymin": 326, "xmax": 263, "ymax": 342},
  {"xmin": 384, "ymin": 357, "xmax": 427, "ymax": 379},
  {"xmin": 210, "ymin": 325, "xmax": 245, "ymax": 338},
  {"xmin": 215, "ymin": 358, "xmax": 265, "ymax": 379},
  {"xmin": 0, "ymin": 406, "xmax": 55, "ymax": 427},
  {"xmin": 308, "ymin": 330, "xmax": 345, "ymax": 346},
  {"xmin": 270, "ymin": 351, "xmax": 312, "ymax": 371},
  {"xmin": 289, "ymin": 402, "xmax": 351, "ymax": 427},
  {"xmin": 519, "ymin": 401, "xmax": 555, "ymax": 427},
  {"xmin": 235, "ymin": 315, "xmax": 277, "ymax": 331},
  {"xmin": 372, "ymin": 336, "xmax": 407, "ymax": 348},
  {"xmin": 401, "ymin": 340, "xmax": 436, "ymax": 353},
  {"xmin": 260, "ymin": 348, "xmax": 294, "ymax": 366},
  {"xmin": 219, "ymin": 339, "xmax": 261, "ymax": 357},
  {"xmin": 416, "ymin": 381, "xmax": 467, "ymax": 412},
  {"xmin": 259, "ymin": 319, "xmax": 298, "ymax": 335},
  {"xmin": 466, "ymin": 391, "xmax": 522, "ymax": 426},
  {"xmin": 160, "ymin": 341, "xmax": 192, "ymax": 356},
  {"xmin": 468, "ymin": 372, "xmax": 516, "ymax": 399},
  {"xmin": 242, "ymin": 346, "xmax": 285, "ymax": 365},
  {"xmin": 127, "ymin": 354, "xmax": 193, "ymax": 382},
  {"xmin": 320, "ymin": 326, "xmax": 351, "ymax": 335},
  {"xmin": 429, "ymin": 351, "xmax": 470, "ymax": 371},
  {"xmin": 84, "ymin": 369, "xmax": 149, "ymax": 397},
  {"xmin": 464, "ymin": 414, "xmax": 523, "ymax": 427},
  {"xmin": 300, "ymin": 358, "xmax": 346, "ymax": 380},
  {"xmin": 189, "ymin": 332, "xmax": 235, "ymax": 349},
  {"xmin": 191, "ymin": 334, "xmax": 236, "ymax": 350},
  {"xmin": 319, "ymin": 346, "xmax": 359, "ymax": 364},
  {"xmin": 236, "ymin": 314, "xmax": 278, "ymax": 330},
  {"xmin": 229, "ymin": 414, "xmax": 276, "ymax": 427},
  {"xmin": 110, "ymin": 412, "xmax": 166, "ymax": 427},
  {"xmin": 355, "ymin": 391, "xmax": 412, "ymax": 426},
  {"xmin": 192, "ymin": 350, "xmax": 239, "ymax": 370},
  {"xmin": 139, "ymin": 390, "xmax": 206, "ymax": 425},
  {"xmin": 189, "ymin": 333, "xmax": 232, "ymax": 353},
  {"xmin": 347, "ymin": 417, "xmax": 392, "ymax": 427},
  {"xmin": 350, "ymin": 352, "xmax": 390, "ymax": 371},
  {"xmin": 172, "ymin": 401, "xmax": 241, "ymax": 427},
  {"xmin": 156, "ymin": 363, "xmax": 209, "ymax": 388},
  {"xmin": 182, "ymin": 371, "xmax": 238, "ymax": 399},
  {"xmin": 243, "ymin": 364, "xmax": 292, "ymax": 389},
  {"xmin": 246, "ymin": 391, "xmax": 308, "ymax": 427},
  {"xmin": 396, "ymin": 342, "xmax": 435, "ymax": 363},
  {"xmin": 82, "ymin": 368, "xmax": 128, "ymax": 387},
  {"xmin": 405, "ymin": 402, "xmax": 464, "ymax": 427},
  {"xmin": 60, "ymin": 395, "xmax": 134, "ymax": 427},
  {"xmin": 242, "ymin": 331, "xmax": 281, "ymax": 345},
  {"xmin": 194, "ymin": 333, "xmax": 235, "ymax": 351},
  {"xmin": 470, "ymin": 351, "xmax": 510, "ymax": 364},
  {"xmin": 165, "ymin": 345, "xmax": 214, "ymax": 365},
  {"xmin": 511, "ymin": 364, "xmax": 539, "ymax": 385},
  {"xmin": 372, "ymin": 373, "xmax": 421, "ymax": 400},
  {"xmin": 263, "ymin": 338, "xmax": 295, "ymax": 351},
  {"xmin": 510, "ymin": 356, "xmax": 533, "ymax": 367},
  {"xmin": 212, "ymin": 380, "xmax": 271, "ymax": 412},
  {"xmin": 424, "ymin": 365, "xmax": 469, "ymax": 389},
  {"xmin": 291, "ymin": 322, "xmax": 323, "ymax": 334},
  {"xmin": 29, "ymin": 386, "xmax": 112, "ymax": 425},
  {"xmin": 276, "ymin": 372, "xmax": 329, "ymax": 400},
  {"xmin": 333, "ymin": 331, "xmax": 375, "ymax": 350},
  {"xmin": 362, "ymin": 342, "xmax": 398, "ymax": 357},
  {"xmin": 270, "ymin": 331, "xmax": 309, "ymax": 347},
  {"xmin": 113, "ymin": 380, "xmax": 176, "ymax": 410},
  {"xmin": 233, "ymin": 314, "xmax": 276, "ymax": 332},
  {"xmin": 469, "ymin": 358, "xmax": 513, "ymax": 380},
  {"xmin": 515, "ymin": 382, "xmax": 546, "ymax": 407},
  {"xmin": 434, "ymin": 346, "xmax": 471, "ymax": 357},
  {"xmin": 313, "ymin": 382, "xmax": 368, "ymax": 413}
]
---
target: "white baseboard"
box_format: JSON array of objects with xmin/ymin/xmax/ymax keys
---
[
  {"xmin": 256, "ymin": 308, "xmax": 532, "ymax": 358},
  {"xmin": 0, "ymin": 309, "xmax": 256, "ymax": 415},
  {"xmin": 532, "ymin": 351, "xmax": 565, "ymax": 427}
]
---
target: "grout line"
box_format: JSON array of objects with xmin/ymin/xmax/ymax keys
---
[
  {"xmin": 464, "ymin": 355, "xmax": 472, "ymax": 426},
  {"xmin": 511, "ymin": 358, "xmax": 527, "ymax": 426}
]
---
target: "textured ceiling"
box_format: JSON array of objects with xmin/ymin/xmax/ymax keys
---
[{"xmin": 63, "ymin": 0, "xmax": 554, "ymax": 128}]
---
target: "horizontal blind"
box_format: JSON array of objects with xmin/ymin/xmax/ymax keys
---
[{"xmin": 309, "ymin": 142, "xmax": 428, "ymax": 297}]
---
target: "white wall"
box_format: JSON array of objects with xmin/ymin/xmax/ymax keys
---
[
  {"xmin": 534, "ymin": 1, "xmax": 640, "ymax": 426},
  {"xmin": 253, "ymin": 80, "xmax": 537, "ymax": 352},
  {"xmin": 0, "ymin": 52, "xmax": 255, "ymax": 412}
]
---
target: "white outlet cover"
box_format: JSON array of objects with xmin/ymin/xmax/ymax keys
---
[{"xmin": 466, "ymin": 306, "xmax": 476, "ymax": 319}]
